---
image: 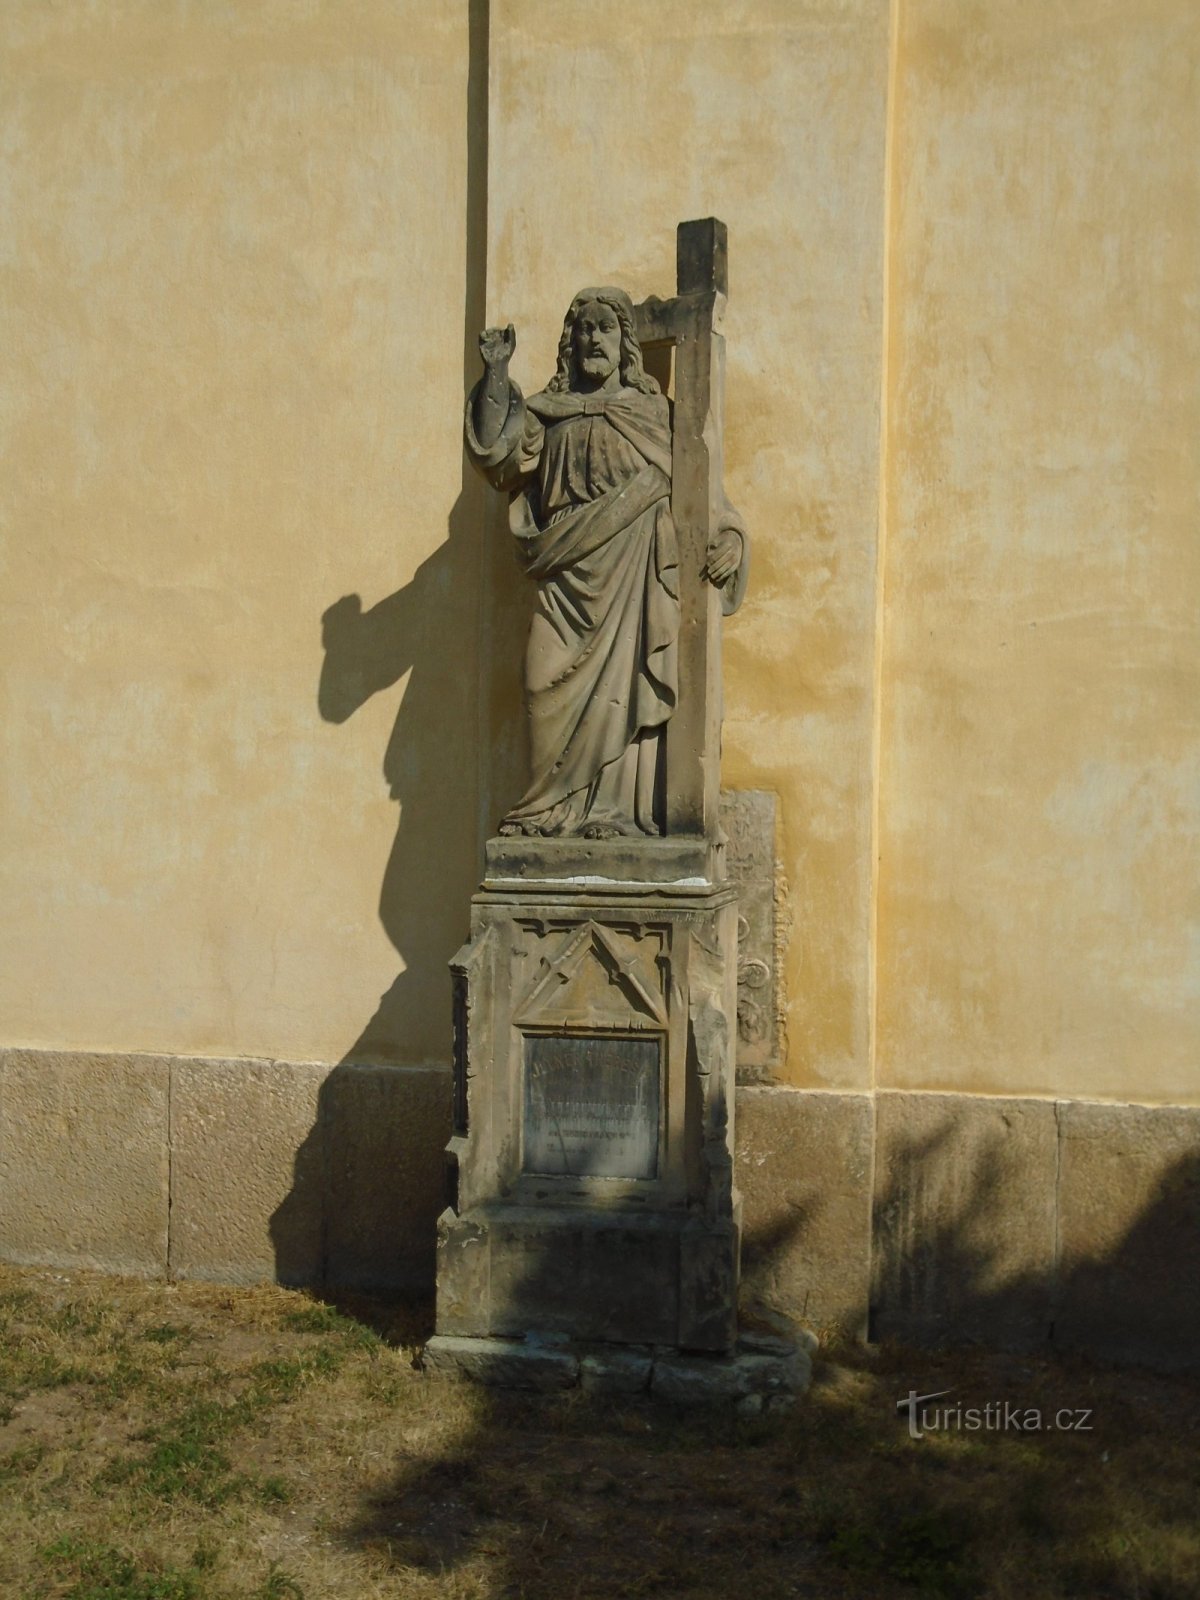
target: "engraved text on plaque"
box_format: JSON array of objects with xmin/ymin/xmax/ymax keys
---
[{"xmin": 523, "ymin": 1034, "xmax": 660, "ymax": 1180}]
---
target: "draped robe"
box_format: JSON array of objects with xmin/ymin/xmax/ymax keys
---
[{"xmin": 465, "ymin": 380, "xmax": 681, "ymax": 834}]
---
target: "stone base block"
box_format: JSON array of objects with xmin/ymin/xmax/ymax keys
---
[
  {"xmin": 170, "ymin": 1056, "xmax": 327, "ymax": 1287},
  {"xmin": 172, "ymin": 1058, "xmax": 451, "ymax": 1292},
  {"xmin": 321, "ymin": 1063, "xmax": 452, "ymax": 1293},
  {"xmin": 651, "ymin": 1342, "xmax": 811, "ymax": 1406},
  {"xmin": 0, "ymin": 1049, "xmax": 168, "ymax": 1275},
  {"xmin": 0, "ymin": 1048, "xmax": 452, "ymax": 1296},
  {"xmin": 580, "ymin": 1346, "xmax": 654, "ymax": 1394},
  {"xmin": 1055, "ymin": 1101, "xmax": 1200, "ymax": 1372},
  {"xmin": 871, "ymin": 1091, "xmax": 1058, "ymax": 1349},
  {"xmin": 437, "ymin": 1202, "xmax": 739, "ymax": 1351},
  {"xmin": 422, "ymin": 1332, "xmax": 812, "ymax": 1406},
  {"xmin": 483, "ymin": 834, "xmax": 721, "ymax": 888},
  {"xmin": 423, "ymin": 1334, "xmax": 578, "ymax": 1391},
  {"xmin": 736, "ymin": 1086, "xmax": 872, "ymax": 1338}
]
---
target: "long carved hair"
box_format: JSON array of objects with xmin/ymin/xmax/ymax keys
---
[{"xmin": 546, "ymin": 287, "xmax": 660, "ymax": 395}]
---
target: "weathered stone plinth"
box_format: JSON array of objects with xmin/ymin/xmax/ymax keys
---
[
  {"xmin": 422, "ymin": 1329, "xmax": 813, "ymax": 1408},
  {"xmin": 437, "ymin": 1203, "xmax": 741, "ymax": 1349},
  {"xmin": 436, "ymin": 848, "xmax": 742, "ymax": 1358}
]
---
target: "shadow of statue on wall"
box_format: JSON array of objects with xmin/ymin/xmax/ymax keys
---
[
  {"xmin": 266, "ymin": 470, "xmax": 531, "ymax": 1294},
  {"xmin": 316, "ymin": 491, "xmax": 508, "ymax": 1066},
  {"xmin": 268, "ymin": 0, "xmax": 515, "ymax": 1295}
]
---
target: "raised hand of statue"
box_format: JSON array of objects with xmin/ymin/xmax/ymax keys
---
[
  {"xmin": 474, "ymin": 324, "xmax": 517, "ymax": 450},
  {"xmin": 702, "ymin": 524, "xmax": 743, "ymax": 588},
  {"xmin": 479, "ymin": 324, "xmax": 516, "ymax": 372}
]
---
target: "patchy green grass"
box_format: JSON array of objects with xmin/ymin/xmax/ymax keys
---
[
  {"xmin": 1, "ymin": 1264, "xmax": 1198, "ymax": 1600},
  {"xmin": 36, "ymin": 1534, "xmax": 208, "ymax": 1600}
]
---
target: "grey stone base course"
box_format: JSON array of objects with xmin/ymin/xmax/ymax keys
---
[
  {"xmin": 580, "ymin": 1347, "xmax": 654, "ymax": 1394},
  {"xmin": 868, "ymin": 1091, "xmax": 1200, "ymax": 1373},
  {"xmin": 736, "ymin": 1087, "xmax": 873, "ymax": 1338},
  {"xmin": 2, "ymin": 1048, "xmax": 1196, "ymax": 1373},
  {"xmin": 421, "ymin": 1332, "xmax": 813, "ymax": 1406},
  {"xmin": 0, "ymin": 1047, "xmax": 452, "ymax": 1293}
]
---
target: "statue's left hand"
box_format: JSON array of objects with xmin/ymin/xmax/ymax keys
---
[{"xmin": 702, "ymin": 525, "xmax": 742, "ymax": 587}]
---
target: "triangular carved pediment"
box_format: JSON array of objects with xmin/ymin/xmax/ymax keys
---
[{"xmin": 513, "ymin": 921, "xmax": 666, "ymax": 1030}]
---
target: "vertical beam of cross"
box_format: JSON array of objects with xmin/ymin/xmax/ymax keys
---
[{"xmin": 635, "ymin": 217, "xmax": 729, "ymax": 840}]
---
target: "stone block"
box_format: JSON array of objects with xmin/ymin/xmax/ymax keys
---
[
  {"xmin": 733, "ymin": 1345, "xmax": 812, "ymax": 1395},
  {"xmin": 872, "ymin": 1091, "xmax": 1057, "ymax": 1349},
  {"xmin": 170, "ymin": 1055, "xmax": 327, "ymax": 1287},
  {"xmin": 736, "ymin": 1087, "xmax": 872, "ymax": 1338},
  {"xmin": 322, "ymin": 1062, "xmax": 453, "ymax": 1293},
  {"xmin": 678, "ymin": 1218, "xmax": 740, "ymax": 1351},
  {"xmin": 719, "ymin": 789, "xmax": 781, "ymax": 1079},
  {"xmin": 1055, "ymin": 1101, "xmax": 1200, "ymax": 1372},
  {"xmin": 579, "ymin": 1347, "xmax": 653, "ymax": 1395},
  {"xmin": 651, "ymin": 1350, "xmax": 746, "ymax": 1404},
  {"xmin": 483, "ymin": 833, "xmax": 718, "ymax": 886},
  {"xmin": 422, "ymin": 1334, "xmax": 578, "ymax": 1390},
  {"xmin": 651, "ymin": 1341, "xmax": 811, "ymax": 1406},
  {"xmin": 737, "ymin": 1329, "xmax": 799, "ymax": 1358},
  {"xmin": 478, "ymin": 1205, "xmax": 682, "ymax": 1346},
  {"xmin": 435, "ymin": 1208, "xmax": 491, "ymax": 1337},
  {"xmin": 0, "ymin": 1049, "xmax": 168, "ymax": 1275},
  {"xmin": 440, "ymin": 872, "xmax": 741, "ymax": 1351}
]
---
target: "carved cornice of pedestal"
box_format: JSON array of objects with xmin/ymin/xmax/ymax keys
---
[{"xmin": 481, "ymin": 833, "xmax": 727, "ymax": 898}]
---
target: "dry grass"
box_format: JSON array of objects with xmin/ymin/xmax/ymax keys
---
[{"xmin": 1, "ymin": 1263, "xmax": 1198, "ymax": 1600}]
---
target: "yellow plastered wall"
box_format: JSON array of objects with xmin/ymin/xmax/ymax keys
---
[
  {"xmin": 1, "ymin": 0, "xmax": 1195, "ymax": 1109},
  {"xmin": 485, "ymin": 0, "xmax": 893, "ymax": 1089},
  {"xmin": 876, "ymin": 0, "xmax": 1200, "ymax": 1102},
  {"xmin": 0, "ymin": 0, "xmax": 483, "ymax": 1066}
]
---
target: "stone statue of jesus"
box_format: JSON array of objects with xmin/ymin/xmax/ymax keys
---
[{"xmin": 465, "ymin": 287, "xmax": 748, "ymax": 839}]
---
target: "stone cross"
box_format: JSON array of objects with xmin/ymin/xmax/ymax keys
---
[{"xmin": 635, "ymin": 217, "xmax": 733, "ymax": 840}]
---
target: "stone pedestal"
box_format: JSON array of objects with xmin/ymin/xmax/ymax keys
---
[{"xmin": 435, "ymin": 841, "xmax": 741, "ymax": 1355}]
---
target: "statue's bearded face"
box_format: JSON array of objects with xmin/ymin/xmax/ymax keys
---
[{"xmin": 572, "ymin": 300, "xmax": 621, "ymax": 387}]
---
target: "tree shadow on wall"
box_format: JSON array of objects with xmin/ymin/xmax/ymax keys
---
[{"xmin": 867, "ymin": 1123, "xmax": 1200, "ymax": 1374}]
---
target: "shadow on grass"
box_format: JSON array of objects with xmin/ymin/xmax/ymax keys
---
[{"xmin": 322, "ymin": 1159, "xmax": 1200, "ymax": 1600}]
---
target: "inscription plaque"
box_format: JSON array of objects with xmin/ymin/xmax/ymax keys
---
[{"xmin": 523, "ymin": 1034, "xmax": 660, "ymax": 1180}]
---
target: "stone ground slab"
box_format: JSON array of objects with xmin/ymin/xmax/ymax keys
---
[
  {"xmin": 422, "ymin": 1334, "xmax": 578, "ymax": 1390},
  {"xmin": 0, "ymin": 1049, "xmax": 168, "ymax": 1275},
  {"xmin": 579, "ymin": 1347, "xmax": 654, "ymax": 1395},
  {"xmin": 424, "ymin": 1334, "xmax": 812, "ymax": 1405}
]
